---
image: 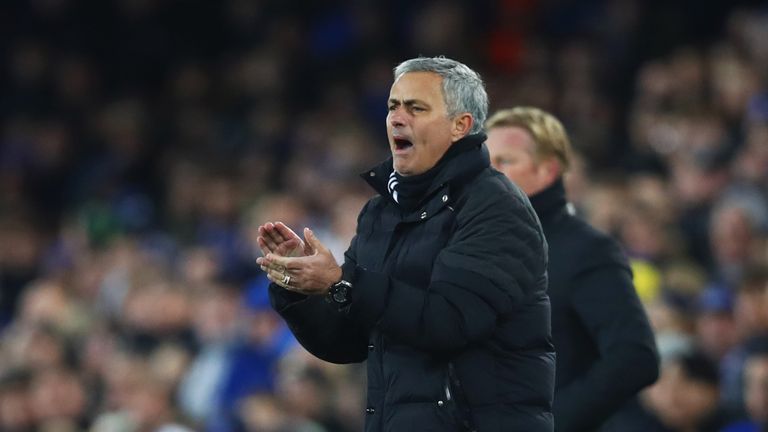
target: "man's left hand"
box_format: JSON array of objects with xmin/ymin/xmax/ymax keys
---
[{"xmin": 256, "ymin": 228, "xmax": 343, "ymax": 295}]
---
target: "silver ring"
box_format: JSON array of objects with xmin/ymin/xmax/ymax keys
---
[{"xmin": 282, "ymin": 274, "xmax": 291, "ymax": 285}]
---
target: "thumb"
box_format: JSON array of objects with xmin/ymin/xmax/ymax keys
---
[{"xmin": 304, "ymin": 228, "xmax": 327, "ymax": 254}]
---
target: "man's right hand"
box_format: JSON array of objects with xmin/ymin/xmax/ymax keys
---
[{"xmin": 257, "ymin": 221, "xmax": 313, "ymax": 258}]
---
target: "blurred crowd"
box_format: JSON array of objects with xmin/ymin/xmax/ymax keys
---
[{"xmin": 1, "ymin": 0, "xmax": 767, "ymax": 431}]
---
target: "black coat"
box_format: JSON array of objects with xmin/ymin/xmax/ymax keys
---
[
  {"xmin": 528, "ymin": 180, "xmax": 659, "ymax": 432},
  {"xmin": 271, "ymin": 137, "xmax": 555, "ymax": 432}
]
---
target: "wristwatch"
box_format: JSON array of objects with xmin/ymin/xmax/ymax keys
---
[{"xmin": 328, "ymin": 279, "xmax": 353, "ymax": 307}]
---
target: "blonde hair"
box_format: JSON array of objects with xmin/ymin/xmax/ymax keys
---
[{"xmin": 485, "ymin": 106, "xmax": 572, "ymax": 172}]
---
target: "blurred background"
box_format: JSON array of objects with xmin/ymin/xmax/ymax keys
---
[{"xmin": 1, "ymin": 0, "xmax": 767, "ymax": 431}]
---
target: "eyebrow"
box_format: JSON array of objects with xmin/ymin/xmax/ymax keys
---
[{"xmin": 388, "ymin": 98, "xmax": 430, "ymax": 107}]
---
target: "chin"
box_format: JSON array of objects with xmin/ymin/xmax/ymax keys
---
[{"xmin": 393, "ymin": 161, "xmax": 408, "ymax": 175}]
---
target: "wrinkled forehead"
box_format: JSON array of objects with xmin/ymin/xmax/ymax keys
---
[{"xmin": 389, "ymin": 72, "xmax": 444, "ymax": 99}]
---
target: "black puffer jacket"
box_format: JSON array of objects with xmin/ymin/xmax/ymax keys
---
[
  {"xmin": 271, "ymin": 135, "xmax": 555, "ymax": 431},
  {"xmin": 529, "ymin": 179, "xmax": 659, "ymax": 432}
]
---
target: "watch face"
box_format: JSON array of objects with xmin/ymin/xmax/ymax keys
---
[{"xmin": 333, "ymin": 285, "xmax": 348, "ymax": 303}]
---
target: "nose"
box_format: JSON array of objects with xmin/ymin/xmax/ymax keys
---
[{"xmin": 388, "ymin": 107, "xmax": 406, "ymax": 128}]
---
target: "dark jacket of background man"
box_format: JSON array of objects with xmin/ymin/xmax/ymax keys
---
[
  {"xmin": 271, "ymin": 138, "xmax": 555, "ymax": 432},
  {"xmin": 531, "ymin": 178, "xmax": 659, "ymax": 432}
]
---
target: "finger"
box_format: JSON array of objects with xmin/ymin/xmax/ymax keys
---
[
  {"xmin": 259, "ymin": 226, "xmax": 281, "ymax": 252},
  {"xmin": 265, "ymin": 266, "xmax": 282, "ymax": 282},
  {"xmin": 275, "ymin": 222, "xmax": 307, "ymax": 256},
  {"xmin": 268, "ymin": 230, "xmax": 287, "ymax": 247},
  {"xmin": 275, "ymin": 222, "xmax": 301, "ymax": 241},
  {"xmin": 266, "ymin": 269, "xmax": 304, "ymax": 293},
  {"xmin": 276, "ymin": 238, "xmax": 300, "ymax": 256},
  {"xmin": 302, "ymin": 228, "xmax": 315, "ymax": 254},
  {"xmin": 268, "ymin": 266, "xmax": 289, "ymax": 283},
  {"xmin": 262, "ymin": 222, "xmax": 308, "ymax": 256},
  {"xmin": 266, "ymin": 271, "xmax": 290, "ymax": 289},
  {"xmin": 257, "ymin": 256, "xmax": 283, "ymax": 271},
  {"xmin": 262, "ymin": 222, "xmax": 288, "ymax": 244},
  {"xmin": 270, "ymin": 221, "xmax": 300, "ymax": 246},
  {"xmin": 304, "ymin": 228, "xmax": 329, "ymax": 255},
  {"xmin": 257, "ymin": 236, "xmax": 274, "ymax": 256},
  {"xmin": 265, "ymin": 253, "xmax": 298, "ymax": 270},
  {"xmin": 257, "ymin": 236, "xmax": 283, "ymax": 257},
  {"xmin": 258, "ymin": 261, "xmax": 285, "ymax": 274}
]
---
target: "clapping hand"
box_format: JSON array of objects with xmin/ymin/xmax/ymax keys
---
[
  {"xmin": 256, "ymin": 224, "xmax": 342, "ymax": 295},
  {"xmin": 257, "ymin": 222, "xmax": 312, "ymax": 258}
]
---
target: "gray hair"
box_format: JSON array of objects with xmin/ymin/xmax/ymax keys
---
[{"xmin": 394, "ymin": 56, "xmax": 488, "ymax": 135}]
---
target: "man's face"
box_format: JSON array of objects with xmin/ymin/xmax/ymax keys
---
[
  {"xmin": 487, "ymin": 126, "xmax": 552, "ymax": 196},
  {"xmin": 387, "ymin": 72, "xmax": 456, "ymax": 176}
]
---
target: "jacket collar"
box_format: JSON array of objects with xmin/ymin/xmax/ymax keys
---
[
  {"xmin": 528, "ymin": 178, "xmax": 568, "ymax": 223},
  {"xmin": 362, "ymin": 133, "xmax": 490, "ymax": 209}
]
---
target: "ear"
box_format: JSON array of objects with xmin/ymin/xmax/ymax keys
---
[
  {"xmin": 451, "ymin": 113, "xmax": 474, "ymax": 142},
  {"xmin": 537, "ymin": 157, "xmax": 562, "ymax": 185}
]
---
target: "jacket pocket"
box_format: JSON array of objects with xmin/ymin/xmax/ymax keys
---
[{"xmin": 383, "ymin": 401, "xmax": 463, "ymax": 432}]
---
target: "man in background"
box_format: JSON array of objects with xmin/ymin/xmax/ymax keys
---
[{"xmin": 486, "ymin": 107, "xmax": 659, "ymax": 432}]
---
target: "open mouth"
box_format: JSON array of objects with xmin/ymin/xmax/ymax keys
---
[{"xmin": 394, "ymin": 138, "xmax": 413, "ymax": 151}]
